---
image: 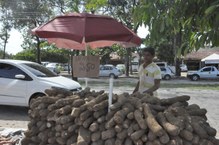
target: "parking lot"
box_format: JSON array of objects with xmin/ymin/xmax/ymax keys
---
[{"xmin": 0, "ymin": 76, "xmax": 219, "ymax": 138}]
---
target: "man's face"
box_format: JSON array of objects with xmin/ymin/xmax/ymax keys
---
[{"xmin": 143, "ymin": 51, "xmax": 154, "ymax": 63}]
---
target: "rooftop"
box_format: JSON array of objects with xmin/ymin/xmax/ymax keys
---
[{"xmin": 185, "ymin": 47, "xmax": 219, "ymax": 60}]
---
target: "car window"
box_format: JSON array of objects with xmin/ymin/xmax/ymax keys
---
[
  {"xmin": 160, "ymin": 67, "xmax": 166, "ymax": 71},
  {"xmin": 21, "ymin": 63, "xmax": 57, "ymax": 77},
  {"xmin": 0, "ymin": 63, "xmax": 27, "ymax": 79},
  {"xmin": 156, "ymin": 63, "xmax": 166, "ymax": 67},
  {"xmin": 211, "ymin": 67, "xmax": 215, "ymax": 71},
  {"xmin": 131, "ymin": 62, "xmax": 138, "ymax": 65},
  {"xmin": 104, "ymin": 66, "xmax": 111, "ymax": 70},
  {"xmin": 157, "ymin": 64, "xmax": 165, "ymax": 67},
  {"xmin": 202, "ymin": 67, "xmax": 211, "ymax": 72}
]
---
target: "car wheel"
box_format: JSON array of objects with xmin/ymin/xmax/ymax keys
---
[
  {"xmin": 29, "ymin": 93, "xmax": 45, "ymax": 107},
  {"xmin": 191, "ymin": 75, "xmax": 199, "ymax": 81},
  {"xmin": 109, "ymin": 73, "xmax": 116, "ymax": 78},
  {"xmin": 164, "ymin": 75, "xmax": 171, "ymax": 80}
]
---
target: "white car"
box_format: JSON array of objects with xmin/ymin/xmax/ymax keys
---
[
  {"xmin": 41, "ymin": 61, "xmax": 50, "ymax": 66},
  {"xmin": 130, "ymin": 61, "xmax": 139, "ymax": 72},
  {"xmin": 156, "ymin": 61, "xmax": 176, "ymax": 74},
  {"xmin": 63, "ymin": 63, "xmax": 72, "ymax": 71},
  {"xmin": 46, "ymin": 62, "xmax": 61, "ymax": 74},
  {"xmin": 0, "ymin": 59, "xmax": 81, "ymax": 107},
  {"xmin": 116, "ymin": 64, "xmax": 125, "ymax": 74},
  {"xmin": 180, "ymin": 64, "xmax": 188, "ymax": 72},
  {"xmin": 155, "ymin": 61, "xmax": 168, "ymax": 67},
  {"xmin": 160, "ymin": 66, "xmax": 175, "ymax": 80},
  {"xmin": 99, "ymin": 65, "xmax": 122, "ymax": 78}
]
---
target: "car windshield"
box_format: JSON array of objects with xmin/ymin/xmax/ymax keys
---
[{"xmin": 21, "ymin": 63, "xmax": 57, "ymax": 77}]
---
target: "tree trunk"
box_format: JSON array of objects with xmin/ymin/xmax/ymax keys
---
[
  {"xmin": 3, "ymin": 30, "xmax": 8, "ymax": 59},
  {"xmin": 173, "ymin": 29, "xmax": 182, "ymax": 77},
  {"xmin": 3, "ymin": 40, "xmax": 7, "ymax": 59},
  {"xmin": 71, "ymin": 50, "xmax": 78, "ymax": 81},
  {"xmin": 173, "ymin": 37, "xmax": 180, "ymax": 77},
  {"xmin": 36, "ymin": 36, "xmax": 41, "ymax": 64},
  {"xmin": 68, "ymin": 52, "xmax": 71, "ymax": 74},
  {"xmin": 125, "ymin": 48, "xmax": 131, "ymax": 77},
  {"xmin": 175, "ymin": 58, "xmax": 181, "ymax": 76}
]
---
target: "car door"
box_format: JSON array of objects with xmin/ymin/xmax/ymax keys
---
[
  {"xmin": 209, "ymin": 67, "xmax": 218, "ymax": 78},
  {"xmin": 160, "ymin": 67, "xmax": 166, "ymax": 78},
  {"xmin": 0, "ymin": 63, "xmax": 28, "ymax": 106},
  {"xmin": 199, "ymin": 67, "xmax": 212, "ymax": 79},
  {"xmin": 102, "ymin": 66, "xmax": 110, "ymax": 76},
  {"xmin": 99, "ymin": 66, "xmax": 104, "ymax": 76}
]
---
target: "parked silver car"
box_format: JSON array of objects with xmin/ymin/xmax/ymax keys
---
[
  {"xmin": 160, "ymin": 66, "xmax": 175, "ymax": 80},
  {"xmin": 187, "ymin": 66, "xmax": 219, "ymax": 81},
  {"xmin": 180, "ymin": 64, "xmax": 188, "ymax": 72},
  {"xmin": 99, "ymin": 64, "xmax": 122, "ymax": 78},
  {"xmin": 116, "ymin": 64, "xmax": 125, "ymax": 74},
  {"xmin": 45, "ymin": 62, "xmax": 62, "ymax": 74}
]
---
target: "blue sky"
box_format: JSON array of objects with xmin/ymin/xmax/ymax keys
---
[{"xmin": 6, "ymin": 26, "xmax": 148, "ymax": 55}]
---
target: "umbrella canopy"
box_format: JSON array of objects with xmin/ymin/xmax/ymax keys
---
[{"xmin": 32, "ymin": 12, "xmax": 141, "ymax": 50}]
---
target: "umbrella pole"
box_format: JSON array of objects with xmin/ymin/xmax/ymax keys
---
[{"xmin": 108, "ymin": 76, "xmax": 114, "ymax": 112}]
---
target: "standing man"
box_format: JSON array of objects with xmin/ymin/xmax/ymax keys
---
[{"xmin": 133, "ymin": 47, "xmax": 161, "ymax": 96}]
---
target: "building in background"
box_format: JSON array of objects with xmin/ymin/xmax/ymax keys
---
[{"xmin": 184, "ymin": 47, "xmax": 219, "ymax": 70}]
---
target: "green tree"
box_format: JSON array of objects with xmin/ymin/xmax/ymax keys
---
[
  {"xmin": 86, "ymin": 0, "xmax": 141, "ymax": 76},
  {"xmin": 89, "ymin": 45, "xmax": 126, "ymax": 64},
  {"xmin": 41, "ymin": 47, "xmax": 69, "ymax": 63},
  {"xmin": 134, "ymin": 0, "xmax": 219, "ymax": 76},
  {"xmin": 187, "ymin": 0, "xmax": 219, "ymax": 47},
  {"xmin": 13, "ymin": 47, "xmax": 70, "ymax": 63},
  {"xmin": 0, "ymin": 0, "xmax": 55, "ymax": 63},
  {"xmin": 0, "ymin": 49, "xmax": 11, "ymax": 59},
  {"xmin": 0, "ymin": 20, "xmax": 11, "ymax": 59},
  {"xmin": 156, "ymin": 44, "xmax": 174, "ymax": 64},
  {"xmin": 13, "ymin": 49, "xmax": 36, "ymax": 62},
  {"xmin": 0, "ymin": 3, "xmax": 13, "ymax": 59},
  {"xmin": 0, "ymin": 0, "xmax": 92, "ymax": 63},
  {"xmin": 47, "ymin": 0, "xmax": 82, "ymax": 13}
]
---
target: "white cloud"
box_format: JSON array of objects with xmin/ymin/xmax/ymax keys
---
[{"xmin": 6, "ymin": 29, "xmax": 24, "ymax": 55}]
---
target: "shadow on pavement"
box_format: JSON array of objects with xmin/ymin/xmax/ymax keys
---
[{"xmin": 0, "ymin": 105, "xmax": 29, "ymax": 121}]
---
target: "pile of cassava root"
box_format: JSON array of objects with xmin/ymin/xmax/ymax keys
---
[{"xmin": 21, "ymin": 87, "xmax": 219, "ymax": 145}]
